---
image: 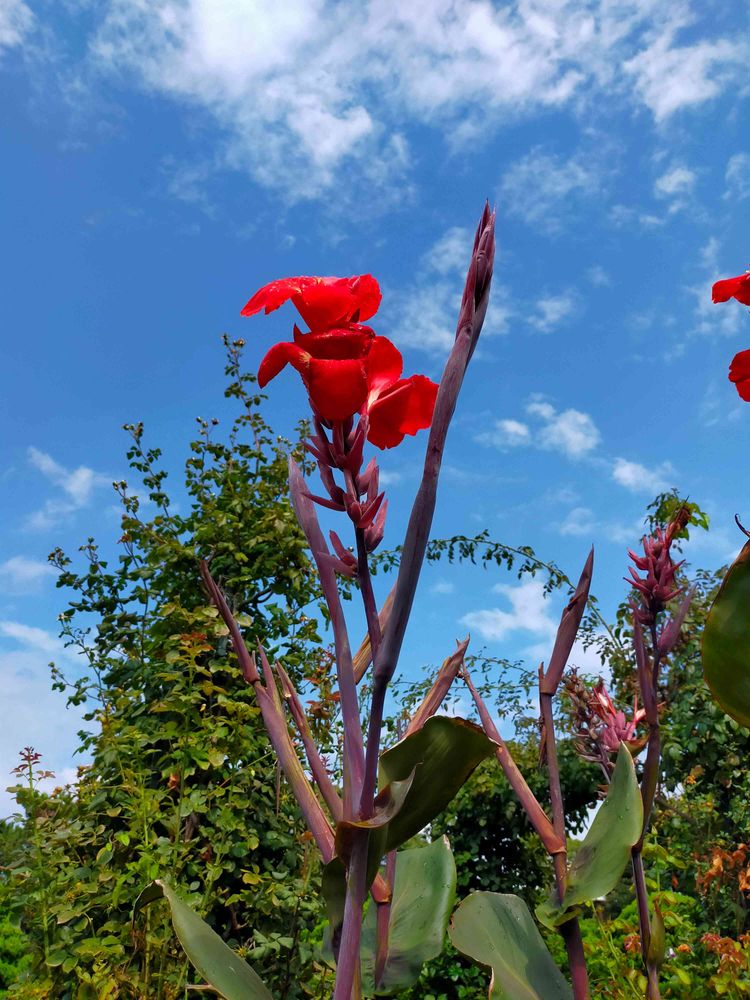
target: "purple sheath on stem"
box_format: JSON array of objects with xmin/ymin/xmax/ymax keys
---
[
  {"xmin": 360, "ymin": 203, "xmax": 496, "ymax": 815},
  {"xmin": 288, "ymin": 457, "xmax": 365, "ymax": 818}
]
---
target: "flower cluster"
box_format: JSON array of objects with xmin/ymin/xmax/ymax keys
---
[
  {"xmin": 627, "ymin": 526, "xmax": 683, "ymax": 626},
  {"xmin": 242, "ymin": 274, "xmax": 438, "ymax": 450},
  {"xmin": 565, "ymin": 671, "xmax": 646, "ymax": 774},
  {"xmin": 590, "ymin": 679, "xmax": 646, "ymax": 753},
  {"xmin": 713, "ymin": 271, "xmax": 750, "ymax": 400}
]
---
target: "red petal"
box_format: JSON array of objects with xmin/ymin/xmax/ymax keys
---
[
  {"xmin": 242, "ymin": 274, "xmax": 382, "ymax": 326},
  {"xmin": 713, "ymin": 273, "xmax": 750, "ymax": 305},
  {"xmin": 367, "ymin": 375, "xmax": 439, "ymax": 449},
  {"xmin": 729, "ymin": 349, "xmax": 750, "ymax": 383},
  {"xmin": 306, "ymin": 358, "xmax": 369, "ymax": 422},
  {"xmin": 295, "ymin": 323, "xmax": 375, "ymax": 359},
  {"xmin": 730, "ymin": 351, "xmax": 750, "ymax": 402},
  {"xmin": 242, "ymin": 276, "xmax": 321, "ymax": 317},
  {"xmin": 257, "ymin": 341, "xmax": 309, "ymax": 387},
  {"xmin": 296, "ymin": 275, "xmax": 381, "ymax": 328},
  {"xmin": 365, "ymin": 336, "xmax": 403, "ymax": 401}
]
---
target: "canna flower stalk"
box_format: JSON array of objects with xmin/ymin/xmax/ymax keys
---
[{"xmin": 202, "ymin": 205, "xmax": 496, "ymax": 1000}]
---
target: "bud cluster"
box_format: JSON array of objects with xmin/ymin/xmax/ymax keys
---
[
  {"xmin": 305, "ymin": 414, "xmax": 387, "ymax": 561},
  {"xmin": 565, "ymin": 671, "xmax": 646, "ymax": 775}
]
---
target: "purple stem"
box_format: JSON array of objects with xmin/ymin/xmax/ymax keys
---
[
  {"xmin": 403, "ymin": 639, "xmax": 469, "ymax": 737},
  {"xmin": 539, "ymin": 678, "xmax": 590, "ymax": 1000},
  {"xmin": 274, "ymin": 661, "xmax": 343, "ymax": 822},
  {"xmin": 289, "ymin": 457, "xmax": 364, "ymax": 817},
  {"xmin": 462, "ymin": 665, "xmax": 564, "ymax": 856},
  {"xmin": 361, "ymin": 204, "xmax": 496, "ymax": 815},
  {"xmin": 540, "ymin": 549, "xmax": 594, "ymax": 695},
  {"xmin": 353, "ymin": 586, "xmax": 395, "ymax": 683}
]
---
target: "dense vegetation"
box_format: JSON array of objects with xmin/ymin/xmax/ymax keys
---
[{"xmin": 3, "ymin": 344, "xmax": 750, "ymax": 997}]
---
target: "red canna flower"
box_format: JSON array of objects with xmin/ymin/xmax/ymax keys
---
[
  {"xmin": 241, "ymin": 274, "xmax": 382, "ymax": 328},
  {"xmin": 729, "ymin": 349, "xmax": 750, "ymax": 402},
  {"xmin": 245, "ymin": 274, "xmax": 438, "ymax": 448},
  {"xmin": 712, "ymin": 272, "xmax": 750, "ymax": 306}
]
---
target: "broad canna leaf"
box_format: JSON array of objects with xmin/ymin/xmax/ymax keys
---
[
  {"xmin": 133, "ymin": 880, "xmax": 272, "ymax": 1000},
  {"xmin": 378, "ymin": 716, "xmax": 496, "ymax": 852},
  {"xmin": 449, "ymin": 892, "xmax": 573, "ymax": 1000},
  {"xmin": 361, "ymin": 837, "xmax": 457, "ymax": 996},
  {"xmin": 536, "ymin": 744, "xmax": 642, "ymax": 929},
  {"xmin": 702, "ymin": 539, "xmax": 750, "ymax": 727}
]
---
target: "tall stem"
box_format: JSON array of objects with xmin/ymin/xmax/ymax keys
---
[
  {"xmin": 540, "ymin": 688, "xmax": 590, "ymax": 1000},
  {"xmin": 631, "ymin": 620, "xmax": 663, "ymax": 999}
]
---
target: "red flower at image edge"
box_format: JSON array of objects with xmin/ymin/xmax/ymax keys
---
[
  {"xmin": 713, "ymin": 271, "xmax": 750, "ymax": 401},
  {"xmin": 712, "ymin": 272, "xmax": 750, "ymax": 307},
  {"xmin": 242, "ymin": 274, "xmax": 439, "ymax": 449},
  {"xmin": 729, "ymin": 350, "xmax": 750, "ymax": 402}
]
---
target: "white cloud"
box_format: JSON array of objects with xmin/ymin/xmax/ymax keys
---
[
  {"xmin": 623, "ymin": 22, "xmax": 748, "ymax": 121},
  {"xmin": 654, "ymin": 165, "xmax": 696, "ymax": 198},
  {"xmin": 461, "ymin": 579, "xmax": 608, "ymax": 676},
  {"xmin": 725, "ymin": 153, "xmax": 750, "ymax": 202},
  {"xmin": 0, "ymin": 0, "xmax": 33, "ymax": 55},
  {"xmin": 478, "ymin": 397, "xmax": 600, "ymax": 459},
  {"xmin": 528, "ymin": 291, "xmax": 578, "ymax": 333},
  {"xmin": 0, "ymin": 620, "xmax": 66, "ymax": 658},
  {"xmin": 26, "ymin": 447, "xmax": 110, "ymax": 530},
  {"xmin": 76, "ymin": 2, "xmax": 748, "ymax": 202},
  {"xmin": 532, "ymin": 402, "xmax": 601, "ymax": 458},
  {"xmin": 461, "ymin": 579, "xmax": 555, "ymax": 642},
  {"xmin": 559, "ymin": 506, "xmax": 596, "ymax": 537},
  {"xmin": 484, "ymin": 419, "xmax": 531, "ymax": 449},
  {"xmin": 611, "ymin": 457, "xmax": 675, "ymax": 494},
  {"xmin": 386, "ymin": 224, "xmax": 510, "ymax": 354},
  {"xmin": 0, "ymin": 556, "xmax": 56, "ymax": 594},
  {"xmin": 587, "ymin": 265, "xmax": 611, "ymax": 287},
  {"xmin": 430, "ymin": 580, "xmax": 456, "ymax": 595},
  {"xmin": 500, "ymin": 148, "xmax": 600, "ymax": 234}
]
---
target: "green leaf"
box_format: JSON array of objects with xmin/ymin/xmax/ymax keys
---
[
  {"xmin": 703, "ymin": 539, "xmax": 750, "ymax": 727},
  {"xmin": 133, "ymin": 880, "xmax": 272, "ymax": 1000},
  {"xmin": 536, "ymin": 745, "xmax": 642, "ymax": 929},
  {"xmin": 378, "ymin": 716, "xmax": 496, "ymax": 852},
  {"xmin": 361, "ymin": 837, "xmax": 457, "ymax": 996},
  {"xmin": 449, "ymin": 892, "xmax": 572, "ymax": 1000}
]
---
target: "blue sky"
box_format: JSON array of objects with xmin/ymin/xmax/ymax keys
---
[{"xmin": 2, "ymin": 0, "xmax": 749, "ymax": 816}]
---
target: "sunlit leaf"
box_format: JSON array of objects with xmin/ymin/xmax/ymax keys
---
[
  {"xmin": 449, "ymin": 892, "xmax": 572, "ymax": 1000},
  {"xmin": 361, "ymin": 837, "xmax": 456, "ymax": 996},
  {"xmin": 536, "ymin": 745, "xmax": 642, "ymax": 929}
]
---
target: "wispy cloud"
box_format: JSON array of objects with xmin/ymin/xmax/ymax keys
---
[
  {"xmin": 725, "ymin": 153, "xmax": 750, "ymax": 202},
  {"xmin": 500, "ymin": 148, "xmax": 601, "ymax": 235},
  {"xmin": 64, "ymin": 1, "xmax": 748, "ymax": 204},
  {"xmin": 611, "ymin": 457, "xmax": 676, "ymax": 494},
  {"xmin": 386, "ymin": 224, "xmax": 510, "ymax": 354},
  {"xmin": 26, "ymin": 447, "xmax": 110, "ymax": 531},
  {"xmin": 654, "ymin": 163, "xmax": 697, "ymax": 214},
  {"xmin": 528, "ymin": 291, "xmax": 579, "ymax": 333},
  {"xmin": 0, "ymin": 556, "xmax": 56, "ymax": 595},
  {"xmin": 0, "ymin": 0, "xmax": 33, "ymax": 56},
  {"xmin": 478, "ymin": 397, "xmax": 601, "ymax": 459},
  {"xmin": 0, "ymin": 620, "xmax": 64, "ymax": 658},
  {"xmin": 623, "ymin": 19, "xmax": 748, "ymax": 121}
]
